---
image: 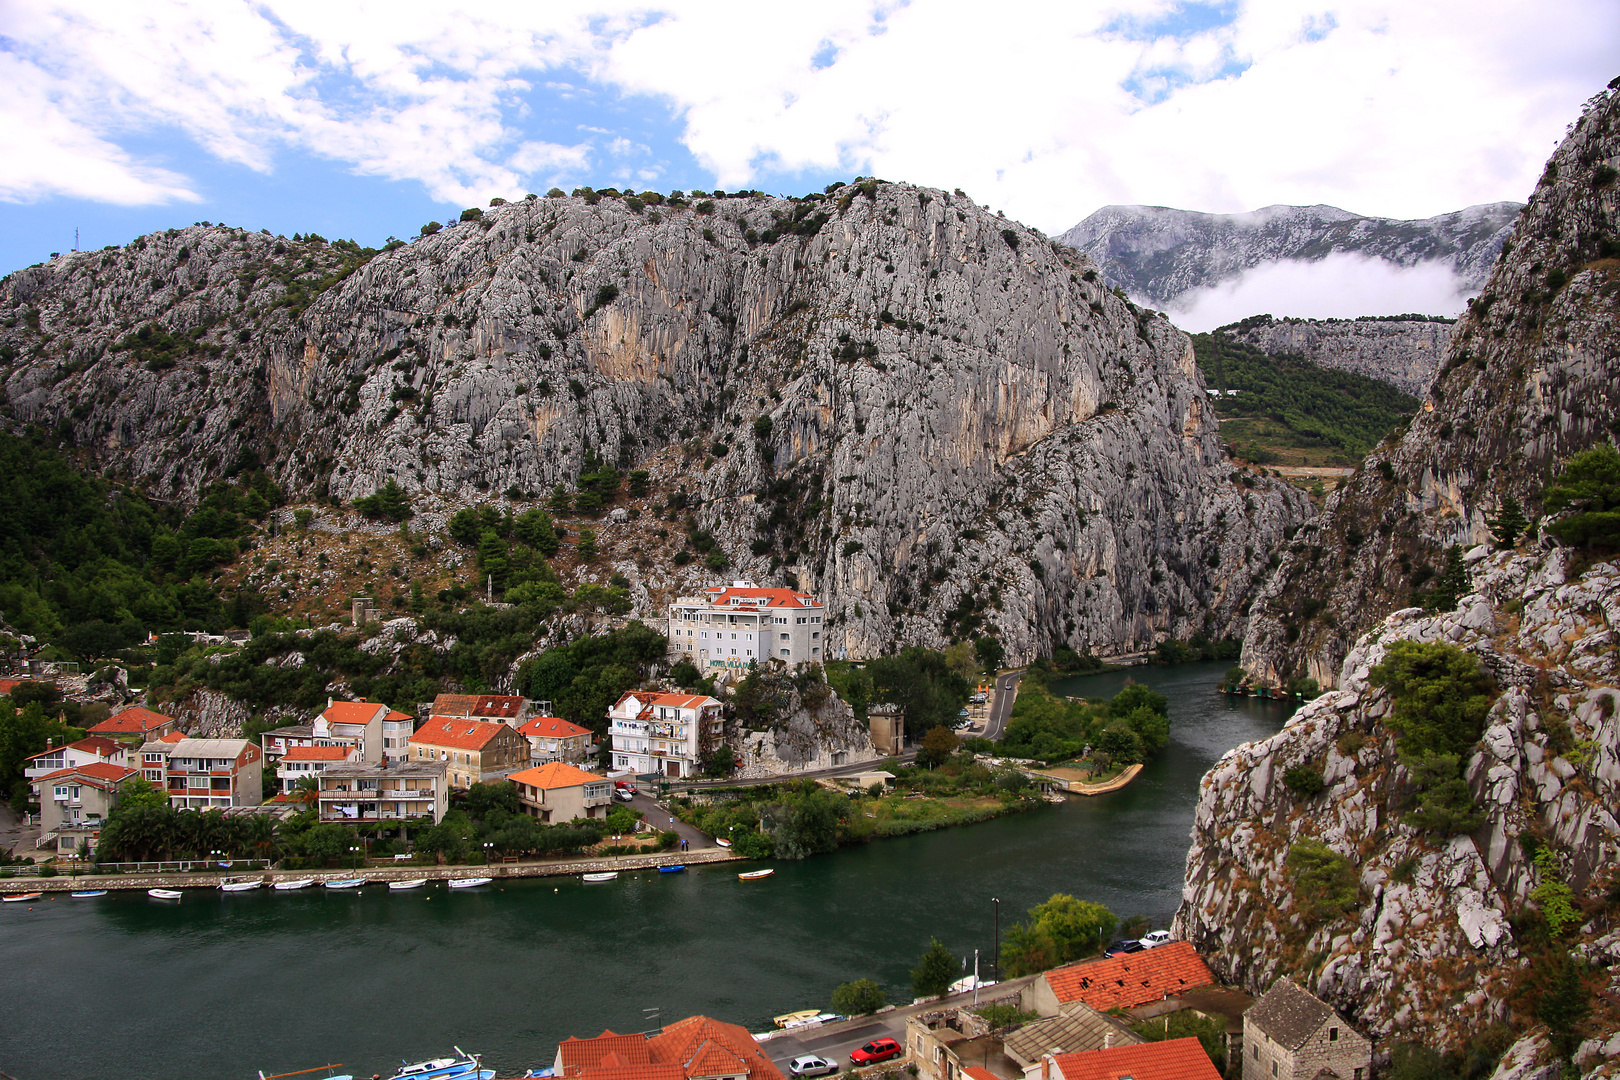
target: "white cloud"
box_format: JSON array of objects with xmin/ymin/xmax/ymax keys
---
[
  {"xmin": 1164, "ymin": 253, "xmax": 1474, "ymax": 332},
  {"xmin": 1, "ymin": 0, "xmax": 1614, "ymax": 226}
]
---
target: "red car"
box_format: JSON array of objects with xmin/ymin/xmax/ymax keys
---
[{"xmin": 850, "ymin": 1039, "xmax": 902, "ymax": 1066}]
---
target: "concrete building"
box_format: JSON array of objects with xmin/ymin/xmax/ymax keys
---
[
  {"xmin": 278, "ymin": 745, "xmax": 359, "ymax": 793},
  {"xmin": 136, "ymin": 731, "xmax": 186, "ymax": 785},
  {"xmin": 515, "ymin": 715, "xmax": 594, "ymax": 764},
  {"xmin": 1020, "ymin": 942, "xmax": 1214, "ymax": 1017},
  {"xmin": 24, "ymin": 736, "xmax": 129, "ymax": 784},
  {"xmin": 32, "ymin": 762, "xmax": 138, "ymax": 854},
  {"xmin": 163, "ymin": 738, "xmax": 264, "ymax": 810},
  {"xmin": 1243, "ymin": 979, "xmax": 1370, "ymax": 1080},
  {"xmin": 408, "ymin": 716, "xmax": 530, "ymax": 788},
  {"xmin": 316, "ymin": 760, "xmax": 449, "ymax": 824},
  {"xmin": 260, "ymin": 700, "xmax": 410, "ymax": 765},
  {"xmin": 607, "ymin": 691, "xmax": 723, "ymax": 780},
  {"xmin": 666, "ymin": 581, "xmax": 826, "ymax": 672},
  {"xmin": 907, "ymin": 1008, "xmax": 1022, "ymax": 1080},
  {"xmin": 509, "ymin": 762, "xmax": 614, "ymax": 822}
]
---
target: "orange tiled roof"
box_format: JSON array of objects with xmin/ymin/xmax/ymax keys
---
[
  {"xmin": 510, "ymin": 762, "xmax": 604, "ymax": 790},
  {"xmin": 282, "ymin": 745, "xmax": 353, "ymax": 762},
  {"xmin": 35, "ymin": 763, "xmax": 138, "ymax": 790},
  {"xmin": 559, "ymin": 1017, "xmax": 781, "ymax": 1080},
  {"xmin": 964, "ymin": 1069, "xmax": 999, "ymax": 1080},
  {"xmin": 26, "ymin": 736, "xmax": 122, "ymax": 761},
  {"xmin": 322, "ymin": 701, "xmax": 387, "ymax": 727},
  {"xmin": 158, "ymin": 730, "xmax": 186, "ymax": 743},
  {"xmin": 650, "ymin": 1016, "xmax": 784, "ymax": 1080},
  {"xmin": 432, "ymin": 693, "xmax": 525, "ymax": 719},
  {"xmin": 385, "ymin": 709, "xmax": 414, "ymax": 723},
  {"xmin": 411, "ymin": 716, "xmax": 512, "ymax": 751},
  {"xmin": 1052, "ymin": 1038, "xmax": 1221, "ymax": 1080},
  {"xmin": 1043, "ymin": 941, "xmax": 1213, "ymax": 1012},
  {"xmin": 579, "ymin": 1066, "xmax": 686, "ymax": 1080},
  {"xmin": 701, "ymin": 586, "xmax": 819, "ymax": 609},
  {"xmin": 518, "ymin": 715, "xmax": 591, "ymax": 739},
  {"xmin": 614, "ymin": 692, "xmax": 716, "ymax": 712},
  {"xmin": 0, "ymin": 678, "xmax": 24, "ymax": 695},
  {"xmin": 90, "ymin": 706, "xmax": 176, "ymax": 734},
  {"xmin": 558, "ymin": 1032, "xmax": 651, "ymax": 1076}
]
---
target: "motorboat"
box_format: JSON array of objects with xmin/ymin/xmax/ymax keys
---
[
  {"xmin": 70, "ymin": 890, "xmax": 108, "ymax": 897},
  {"xmin": 773, "ymin": 1009, "xmax": 821, "ymax": 1029},
  {"xmin": 738, "ymin": 869, "xmax": 774, "ymax": 881},
  {"xmin": 581, "ymin": 872, "xmax": 618, "ymax": 883},
  {"xmin": 947, "ymin": 975, "xmax": 996, "ymax": 994},
  {"xmin": 389, "ymin": 1048, "xmax": 482, "ymax": 1079},
  {"xmin": 323, "ymin": 878, "xmax": 367, "ymax": 890},
  {"xmin": 445, "ymin": 877, "xmax": 492, "ymax": 889},
  {"xmin": 2, "ymin": 892, "xmax": 43, "ymax": 903},
  {"xmin": 389, "ymin": 878, "xmax": 429, "ymax": 891},
  {"xmin": 147, "ymin": 888, "xmax": 183, "ymax": 900},
  {"xmin": 714, "ymin": 838, "xmax": 731, "ymax": 848},
  {"xmin": 657, "ymin": 865, "xmax": 685, "ymax": 874},
  {"xmin": 219, "ymin": 877, "xmax": 263, "ymax": 892},
  {"xmin": 273, "ymin": 878, "xmax": 315, "ymax": 891}
]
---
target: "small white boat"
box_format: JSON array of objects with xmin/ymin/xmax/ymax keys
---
[
  {"xmin": 219, "ymin": 877, "xmax": 262, "ymax": 892},
  {"xmin": 446, "ymin": 877, "xmax": 492, "ymax": 889},
  {"xmin": 389, "ymin": 1049, "xmax": 482, "ymax": 1079},
  {"xmin": 324, "ymin": 878, "xmax": 367, "ymax": 890},
  {"xmin": 738, "ymin": 869, "xmax": 774, "ymax": 881},
  {"xmin": 273, "ymin": 878, "xmax": 314, "ymax": 891},
  {"xmin": 3, "ymin": 892, "xmax": 43, "ymax": 903},
  {"xmin": 714, "ymin": 838, "xmax": 731, "ymax": 848},
  {"xmin": 389, "ymin": 878, "xmax": 429, "ymax": 891},
  {"xmin": 71, "ymin": 889, "xmax": 108, "ymax": 898},
  {"xmin": 147, "ymin": 888, "xmax": 183, "ymax": 900},
  {"xmin": 582, "ymin": 872, "xmax": 618, "ymax": 883}
]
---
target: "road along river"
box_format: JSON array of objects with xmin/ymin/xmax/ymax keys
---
[{"xmin": 0, "ymin": 661, "xmax": 1290, "ymax": 1080}]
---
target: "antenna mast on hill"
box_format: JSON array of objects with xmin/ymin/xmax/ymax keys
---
[{"xmin": 74, "ymin": 228, "xmax": 79, "ymax": 252}]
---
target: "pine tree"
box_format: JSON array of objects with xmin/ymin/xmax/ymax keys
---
[
  {"xmin": 911, "ymin": 938, "xmax": 961, "ymax": 998},
  {"xmin": 1486, "ymin": 494, "xmax": 1528, "ymax": 549}
]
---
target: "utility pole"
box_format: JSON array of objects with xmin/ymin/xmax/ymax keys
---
[{"xmin": 991, "ymin": 898, "xmax": 1000, "ymax": 981}]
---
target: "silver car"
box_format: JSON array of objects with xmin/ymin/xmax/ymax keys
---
[{"xmin": 789, "ymin": 1056, "xmax": 839, "ymax": 1077}]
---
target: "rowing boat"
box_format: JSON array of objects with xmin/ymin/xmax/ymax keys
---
[
  {"xmin": 581, "ymin": 871, "xmax": 618, "ymax": 882},
  {"xmin": 147, "ymin": 888, "xmax": 183, "ymax": 900},
  {"xmin": 71, "ymin": 889, "xmax": 108, "ymax": 897},
  {"xmin": 323, "ymin": 878, "xmax": 367, "ymax": 890},
  {"xmin": 389, "ymin": 878, "xmax": 429, "ymax": 891},
  {"xmin": 446, "ymin": 877, "xmax": 492, "ymax": 889},
  {"xmin": 738, "ymin": 869, "xmax": 774, "ymax": 881},
  {"xmin": 273, "ymin": 878, "xmax": 314, "ymax": 891},
  {"xmin": 219, "ymin": 877, "xmax": 263, "ymax": 892},
  {"xmin": 2, "ymin": 892, "xmax": 43, "ymax": 903},
  {"xmin": 658, "ymin": 865, "xmax": 685, "ymax": 874}
]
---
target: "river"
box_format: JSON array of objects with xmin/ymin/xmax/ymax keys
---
[{"xmin": 0, "ymin": 661, "xmax": 1290, "ymax": 1080}]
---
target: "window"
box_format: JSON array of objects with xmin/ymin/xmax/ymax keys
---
[
  {"xmin": 1271, "ymin": 1063, "xmax": 1277, "ymax": 1077},
  {"xmin": 54, "ymin": 785, "xmax": 68, "ymax": 799},
  {"xmin": 1354, "ymin": 1071, "xmax": 1363, "ymax": 1080},
  {"xmin": 1329, "ymin": 1028, "xmax": 1338, "ymax": 1042},
  {"xmin": 1252, "ymin": 1047, "xmax": 1258, "ymax": 1060}
]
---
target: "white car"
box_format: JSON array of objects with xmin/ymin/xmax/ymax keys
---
[
  {"xmin": 1138, "ymin": 930, "xmax": 1172, "ymax": 949},
  {"xmin": 789, "ymin": 1056, "xmax": 838, "ymax": 1077}
]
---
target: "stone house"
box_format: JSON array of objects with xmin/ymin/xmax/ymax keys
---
[
  {"xmin": 906, "ymin": 1006, "xmax": 1022, "ymax": 1080},
  {"xmin": 1004, "ymin": 1002, "xmax": 1141, "ymax": 1073},
  {"xmin": 409, "ymin": 716, "xmax": 530, "ymax": 788},
  {"xmin": 1242, "ymin": 979, "xmax": 1370, "ymax": 1080},
  {"xmin": 516, "ymin": 715, "xmax": 594, "ymax": 764},
  {"xmin": 508, "ymin": 762, "xmax": 614, "ymax": 823}
]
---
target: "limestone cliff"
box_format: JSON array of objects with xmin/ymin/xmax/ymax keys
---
[
  {"xmin": 1176, "ymin": 546, "xmax": 1620, "ymax": 1072},
  {"xmin": 1242, "ymin": 84, "xmax": 1620, "ymax": 689},
  {"xmin": 0, "ymin": 181, "xmax": 1308, "ymax": 663},
  {"xmin": 1220, "ymin": 315, "xmax": 1453, "ymax": 397}
]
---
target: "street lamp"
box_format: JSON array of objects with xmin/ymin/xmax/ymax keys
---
[
  {"xmin": 349, "ymin": 845, "xmax": 360, "ymax": 871},
  {"xmin": 991, "ymin": 898, "xmax": 1000, "ymax": 981},
  {"xmin": 483, "ymin": 841, "xmax": 493, "ymax": 866},
  {"xmin": 210, "ymin": 849, "xmax": 223, "ymax": 881}
]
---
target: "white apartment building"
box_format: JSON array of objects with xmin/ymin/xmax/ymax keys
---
[
  {"xmin": 666, "ymin": 581, "xmax": 826, "ymax": 671},
  {"xmin": 608, "ymin": 691, "xmax": 723, "ymax": 779},
  {"xmin": 260, "ymin": 700, "xmax": 414, "ymax": 765}
]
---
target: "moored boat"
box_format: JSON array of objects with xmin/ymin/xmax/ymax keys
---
[
  {"xmin": 219, "ymin": 876, "xmax": 263, "ymax": 892},
  {"xmin": 772, "ymin": 1009, "xmax": 820, "ymax": 1029},
  {"xmin": 3, "ymin": 892, "xmax": 43, "ymax": 903},
  {"xmin": 389, "ymin": 878, "xmax": 429, "ymax": 891},
  {"xmin": 738, "ymin": 869, "xmax": 774, "ymax": 881},
  {"xmin": 445, "ymin": 877, "xmax": 492, "ymax": 889},
  {"xmin": 389, "ymin": 1048, "xmax": 482, "ymax": 1078},
  {"xmin": 657, "ymin": 865, "xmax": 685, "ymax": 874},
  {"xmin": 714, "ymin": 838, "xmax": 731, "ymax": 848},
  {"xmin": 273, "ymin": 878, "xmax": 315, "ymax": 891},
  {"xmin": 147, "ymin": 888, "xmax": 183, "ymax": 900},
  {"xmin": 323, "ymin": 878, "xmax": 367, "ymax": 890},
  {"xmin": 70, "ymin": 889, "xmax": 108, "ymax": 897},
  {"xmin": 581, "ymin": 871, "xmax": 618, "ymax": 882}
]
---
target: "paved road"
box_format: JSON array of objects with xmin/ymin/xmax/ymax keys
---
[
  {"xmin": 982, "ymin": 669, "xmax": 1024, "ymax": 742},
  {"xmin": 660, "ymin": 752, "xmax": 919, "ymax": 796},
  {"xmin": 628, "ymin": 789, "xmax": 717, "ymax": 851},
  {"xmin": 760, "ymin": 976, "xmax": 1036, "ymax": 1070}
]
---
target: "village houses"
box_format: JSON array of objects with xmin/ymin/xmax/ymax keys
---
[
  {"xmin": 607, "ymin": 691, "xmax": 723, "ymax": 780},
  {"xmin": 666, "ymin": 581, "xmax": 826, "ymax": 672},
  {"xmin": 508, "ymin": 761, "xmax": 613, "ymax": 822},
  {"xmin": 409, "ymin": 716, "xmax": 530, "ymax": 788},
  {"xmin": 316, "ymin": 759, "xmax": 449, "ymax": 824},
  {"xmin": 259, "ymin": 699, "xmax": 412, "ymax": 765}
]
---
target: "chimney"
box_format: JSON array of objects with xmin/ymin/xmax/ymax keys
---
[
  {"xmin": 1041, "ymin": 1055, "xmax": 1052, "ymax": 1080},
  {"xmin": 1104, "ymin": 1032, "xmax": 1113, "ymax": 1049}
]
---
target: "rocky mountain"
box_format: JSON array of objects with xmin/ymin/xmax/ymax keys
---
[
  {"xmin": 1058, "ymin": 201, "xmax": 1521, "ymax": 311},
  {"xmin": 1242, "ymin": 83, "xmax": 1620, "ymax": 690},
  {"xmin": 1219, "ymin": 314, "xmax": 1453, "ymax": 397},
  {"xmin": 1176, "ymin": 546, "xmax": 1620, "ymax": 1075},
  {"xmin": 0, "ymin": 181, "xmax": 1308, "ymax": 664}
]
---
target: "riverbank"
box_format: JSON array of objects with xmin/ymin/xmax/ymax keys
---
[
  {"xmin": 1024, "ymin": 762, "xmax": 1145, "ymax": 796},
  {"xmin": 0, "ymin": 846, "xmax": 738, "ymax": 893}
]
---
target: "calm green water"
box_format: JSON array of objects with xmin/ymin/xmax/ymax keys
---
[{"xmin": 0, "ymin": 662, "xmax": 1289, "ymax": 1080}]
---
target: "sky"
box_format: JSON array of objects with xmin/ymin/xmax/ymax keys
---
[{"xmin": 1, "ymin": 0, "xmax": 1615, "ymax": 316}]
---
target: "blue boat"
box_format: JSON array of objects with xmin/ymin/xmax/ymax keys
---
[
  {"xmin": 389, "ymin": 1049, "xmax": 482, "ymax": 1079},
  {"xmin": 71, "ymin": 890, "xmax": 108, "ymax": 897},
  {"xmin": 658, "ymin": 865, "xmax": 686, "ymax": 874}
]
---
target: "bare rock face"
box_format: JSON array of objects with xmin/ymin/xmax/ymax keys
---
[
  {"xmin": 1058, "ymin": 202, "xmax": 1520, "ymax": 311},
  {"xmin": 1177, "ymin": 548, "xmax": 1620, "ymax": 1060},
  {"xmin": 729, "ymin": 669, "xmax": 878, "ymax": 778},
  {"xmin": 0, "ymin": 182, "xmax": 1308, "ymax": 663},
  {"xmin": 1242, "ymin": 85, "xmax": 1620, "ymax": 689},
  {"xmin": 1220, "ymin": 315, "xmax": 1452, "ymax": 397}
]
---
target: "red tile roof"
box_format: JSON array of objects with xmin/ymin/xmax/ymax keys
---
[
  {"xmin": 26, "ymin": 736, "xmax": 122, "ymax": 761},
  {"xmin": 282, "ymin": 745, "xmax": 354, "ymax": 762},
  {"xmin": 1052, "ymin": 1038, "xmax": 1221, "ymax": 1080},
  {"xmin": 518, "ymin": 715, "xmax": 591, "ymax": 739},
  {"xmin": 614, "ymin": 692, "xmax": 717, "ymax": 712},
  {"xmin": 701, "ymin": 586, "xmax": 819, "ymax": 609},
  {"xmin": 559, "ymin": 1032, "xmax": 651, "ymax": 1076},
  {"xmin": 385, "ymin": 709, "xmax": 414, "ymax": 724},
  {"xmin": 90, "ymin": 706, "xmax": 176, "ymax": 734},
  {"xmin": 650, "ymin": 1016, "xmax": 784, "ymax": 1080},
  {"xmin": 965, "ymin": 1069, "xmax": 999, "ymax": 1080},
  {"xmin": 510, "ymin": 762, "xmax": 605, "ymax": 790},
  {"xmin": 432, "ymin": 693, "xmax": 525, "ymax": 718},
  {"xmin": 411, "ymin": 716, "xmax": 513, "ymax": 751},
  {"xmin": 322, "ymin": 701, "xmax": 387, "ymax": 727},
  {"xmin": 158, "ymin": 730, "xmax": 186, "ymax": 743},
  {"xmin": 35, "ymin": 763, "xmax": 139, "ymax": 790},
  {"xmin": 0, "ymin": 678, "xmax": 24, "ymax": 695},
  {"xmin": 1043, "ymin": 942, "xmax": 1214, "ymax": 1012}
]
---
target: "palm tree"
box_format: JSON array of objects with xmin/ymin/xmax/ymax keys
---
[{"xmin": 292, "ymin": 776, "xmax": 319, "ymax": 810}]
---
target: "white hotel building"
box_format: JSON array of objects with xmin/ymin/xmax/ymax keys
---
[
  {"xmin": 608, "ymin": 691, "xmax": 724, "ymax": 779},
  {"xmin": 666, "ymin": 581, "xmax": 826, "ymax": 671}
]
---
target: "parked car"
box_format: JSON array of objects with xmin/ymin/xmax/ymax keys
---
[
  {"xmin": 790, "ymin": 1056, "xmax": 839, "ymax": 1077},
  {"xmin": 1104, "ymin": 939, "xmax": 1145, "ymax": 957},
  {"xmin": 851, "ymin": 1039, "xmax": 903, "ymax": 1066},
  {"xmin": 615, "ymin": 788, "xmax": 636, "ymax": 802},
  {"xmin": 1138, "ymin": 930, "xmax": 1172, "ymax": 949},
  {"xmin": 969, "ymin": 693, "xmax": 987, "ymax": 704}
]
